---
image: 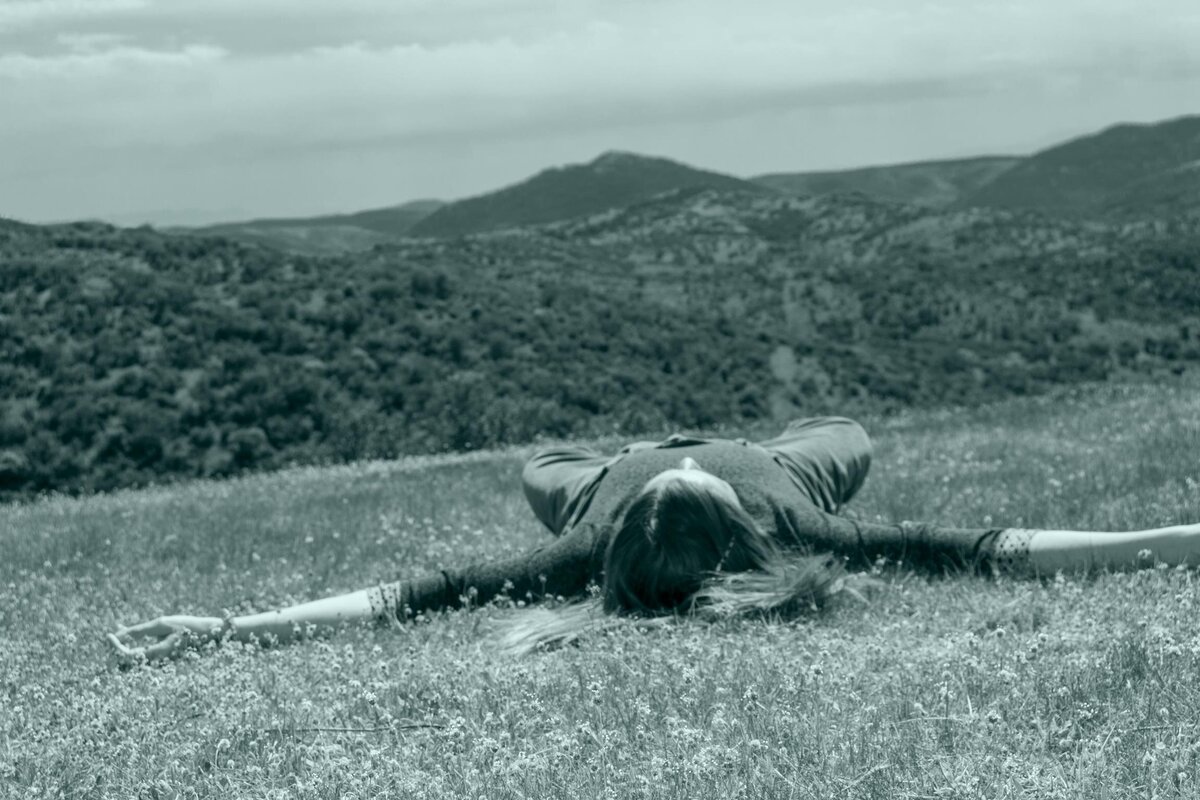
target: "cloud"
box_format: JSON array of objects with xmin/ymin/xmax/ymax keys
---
[
  {"xmin": 1, "ymin": 0, "xmax": 1198, "ymax": 221},
  {"xmin": 0, "ymin": 0, "xmax": 561, "ymax": 57},
  {"xmin": 0, "ymin": 0, "xmax": 147, "ymax": 30},
  {"xmin": 0, "ymin": 43, "xmax": 224, "ymax": 78},
  {"xmin": 7, "ymin": 0, "xmax": 1196, "ymax": 150},
  {"xmin": 55, "ymin": 31, "xmax": 130, "ymax": 51}
]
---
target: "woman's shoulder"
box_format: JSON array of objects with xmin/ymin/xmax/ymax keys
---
[{"xmin": 600, "ymin": 440, "xmax": 785, "ymax": 498}]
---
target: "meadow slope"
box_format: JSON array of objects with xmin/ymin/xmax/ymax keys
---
[{"xmin": 3, "ymin": 379, "xmax": 1200, "ymax": 798}]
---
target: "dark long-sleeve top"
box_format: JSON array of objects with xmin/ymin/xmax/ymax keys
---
[{"xmin": 395, "ymin": 439, "xmax": 1001, "ymax": 616}]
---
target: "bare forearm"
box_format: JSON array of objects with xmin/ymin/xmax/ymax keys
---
[
  {"xmin": 1020, "ymin": 523, "xmax": 1200, "ymax": 573},
  {"xmin": 845, "ymin": 519, "xmax": 1200, "ymax": 575},
  {"xmin": 230, "ymin": 589, "xmax": 375, "ymax": 645},
  {"xmin": 108, "ymin": 587, "xmax": 398, "ymax": 662}
]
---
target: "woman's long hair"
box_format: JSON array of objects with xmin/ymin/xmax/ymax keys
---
[{"xmin": 497, "ymin": 475, "xmax": 858, "ymax": 654}]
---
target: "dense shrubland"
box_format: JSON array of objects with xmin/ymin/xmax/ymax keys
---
[
  {"xmin": 1, "ymin": 189, "xmax": 1198, "ymax": 500},
  {"xmin": 0, "ymin": 219, "xmax": 770, "ymax": 499}
]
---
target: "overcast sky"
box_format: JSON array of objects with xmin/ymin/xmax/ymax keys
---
[{"xmin": 2, "ymin": 0, "xmax": 1198, "ymax": 226}]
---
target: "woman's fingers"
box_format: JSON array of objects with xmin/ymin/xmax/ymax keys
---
[
  {"xmin": 140, "ymin": 630, "xmax": 189, "ymax": 661},
  {"xmin": 106, "ymin": 632, "xmax": 134, "ymax": 656},
  {"xmin": 106, "ymin": 628, "xmax": 190, "ymax": 663},
  {"xmin": 108, "ymin": 614, "xmax": 226, "ymax": 665},
  {"xmin": 106, "ymin": 632, "xmax": 148, "ymax": 664},
  {"xmin": 113, "ymin": 617, "xmax": 175, "ymax": 642}
]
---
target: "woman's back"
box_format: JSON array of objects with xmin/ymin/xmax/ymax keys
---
[{"xmin": 576, "ymin": 440, "xmax": 833, "ymax": 553}]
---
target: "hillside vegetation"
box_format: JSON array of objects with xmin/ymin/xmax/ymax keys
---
[
  {"xmin": 3, "ymin": 186, "xmax": 1200, "ymax": 500},
  {"xmin": 169, "ymin": 115, "xmax": 1200, "ymax": 257},
  {"xmin": 753, "ymin": 156, "xmax": 1020, "ymax": 208},
  {"xmin": 4, "ymin": 381, "xmax": 1200, "ymax": 798},
  {"xmin": 1104, "ymin": 161, "xmax": 1200, "ymax": 221},
  {"xmin": 189, "ymin": 200, "xmax": 444, "ymax": 255},
  {"xmin": 407, "ymin": 151, "xmax": 765, "ymax": 237},
  {"xmin": 965, "ymin": 115, "xmax": 1200, "ymax": 218}
]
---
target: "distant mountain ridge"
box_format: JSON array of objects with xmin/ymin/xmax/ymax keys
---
[
  {"xmin": 963, "ymin": 115, "xmax": 1200, "ymax": 217},
  {"xmin": 167, "ymin": 113, "xmax": 1200, "ymax": 255},
  {"xmin": 202, "ymin": 199, "xmax": 443, "ymax": 236},
  {"xmin": 407, "ymin": 151, "xmax": 766, "ymax": 238},
  {"xmin": 1104, "ymin": 159, "xmax": 1200, "ymax": 220},
  {"xmin": 753, "ymin": 156, "xmax": 1020, "ymax": 208},
  {"xmin": 187, "ymin": 199, "xmax": 444, "ymax": 255}
]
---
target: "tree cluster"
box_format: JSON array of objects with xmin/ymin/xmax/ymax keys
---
[{"xmin": 1, "ymin": 191, "xmax": 1197, "ymax": 501}]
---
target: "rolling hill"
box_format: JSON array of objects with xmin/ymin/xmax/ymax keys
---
[
  {"xmin": 963, "ymin": 115, "xmax": 1200, "ymax": 218},
  {"xmin": 406, "ymin": 151, "xmax": 767, "ymax": 238},
  {"xmin": 183, "ymin": 199, "xmax": 444, "ymax": 254},
  {"xmin": 753, "ymin": 156, "xmax": 1020, "ymax": 208},
  {"xmin": 1103, "ymin": 160, "xmax": 1200, "ymax": 221},
  {"xmin": 168, "ymin": 114, "xmax": 1200, "ymax": 258}
]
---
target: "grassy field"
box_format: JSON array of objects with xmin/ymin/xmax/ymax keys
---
[{"xmin": 4, "ymin": 379, "xmax": 1200, "ymax": 798}]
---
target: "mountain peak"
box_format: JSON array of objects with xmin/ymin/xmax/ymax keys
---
[
  {"xmin": 409, "ymin": 150, "xmax": 761, "ymax": 237},
  {"xmin": 589, "ymin": 150, "xmax": 654, "ymax": 171}
]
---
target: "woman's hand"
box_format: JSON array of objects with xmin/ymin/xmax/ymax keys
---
[
  {"xmin": 105, "ymin": 587, "xmax": 380, "ymax": 665},
  {"xmin": 106, "ymin": 615, "xmax": 224, "ymax": 664}
]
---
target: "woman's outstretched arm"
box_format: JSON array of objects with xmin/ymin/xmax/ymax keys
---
[
  {"xmin": 107, "ymin": 524, "xmax": 607, "ymax": 663},
  {"xmin": 1005, "ymin": 522, "xmax": 1200, "ymax": 574},
  {"xmin": 822, "ymin": 515, "xmax": 1200, "ymax": 575},
  {"xmin": 107, "ymin": 589, "xmax": 378, "ymax": 663}
]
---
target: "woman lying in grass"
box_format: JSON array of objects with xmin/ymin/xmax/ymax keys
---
[{"xmin": 108, "ymin": 417, "xmax": 1200, "ymax": 662}]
